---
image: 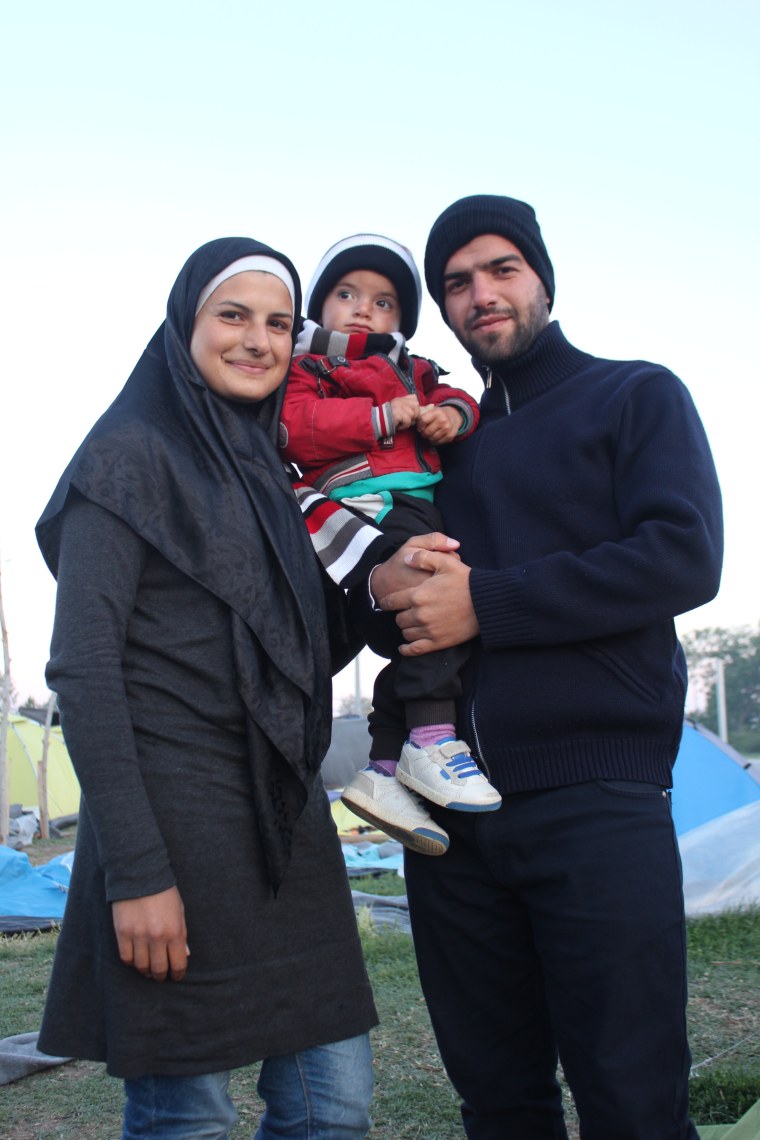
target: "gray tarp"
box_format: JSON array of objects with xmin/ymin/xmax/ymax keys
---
[
  {"xmin": 681, "ymin": 801, "xmax": 760, "ymax": 916},
  {"xmin": 0, "ymin": 1032, "xmax": 70, "ymax": 1086}
]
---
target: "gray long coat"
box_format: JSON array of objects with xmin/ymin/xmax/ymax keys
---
[{"xmin": 37, "ymin": 496, "xmax": 377, "ymax": 1079}]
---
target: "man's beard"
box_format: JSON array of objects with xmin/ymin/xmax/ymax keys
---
[{"xmin": 459, "ymin": 290, "xmax": 549, "ymax": 367}]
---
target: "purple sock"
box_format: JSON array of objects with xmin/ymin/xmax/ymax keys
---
[
  {"xmin": 409, "ymin": 724, "xmax": 456, "ymax": 748},
  {"xmin": 369, "ymin": 759, "xmax": 398, "ymax": 777}
]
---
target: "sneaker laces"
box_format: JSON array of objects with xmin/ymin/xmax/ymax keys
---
[{"xmin": 437, "ymin": 739, "xmax": 483, "ymax": 780}]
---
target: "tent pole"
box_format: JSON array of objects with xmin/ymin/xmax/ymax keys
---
[
  {"xmin": 715, "ymin": 659, "xmax": 728, "ymax": 743},
  {"xmin": 353, "ymin": 654, "xmax": 362, "ymax": 717}
]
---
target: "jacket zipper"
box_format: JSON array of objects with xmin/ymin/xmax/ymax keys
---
[
  {"xmin": 468, "ymin": 696, "xmax": 493, "ymax": 780},
  {"xmin": 485, "ymin": 368, "xmax": 512, "ymax": 413},
  {"xmin": 468, "ymin": 373, "xmax": 506, "ymax": 782},
  {"xmin": 384, "ymin": 354, "xmax": 433, "ymax": 472},
  {"xmin": 466, "ymin": 652, "xmax": 491, "ymax": 777}
]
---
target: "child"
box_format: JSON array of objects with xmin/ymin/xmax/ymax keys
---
[{"xmin": 281, "ymin": 234, "xmax": 501, "ymax": 855}]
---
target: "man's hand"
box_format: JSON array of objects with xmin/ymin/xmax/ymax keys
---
[
  {"xmin": 369, "ymin": 533, "xmax": 460, "ymax": 602},
  {"xmin": 416, "ymin": 403, "xmax": 464, "ymax": 444},
  {"xmin": 112, "ymin": 886, "xmax": 190, "ymax": 983},
  {"xmin": 389, "ymin": 394, "xmax": 420, "ymax": 430},
  {"xmin": 374, "ymin": 541, "xmax": 479, "ymax": 654}
]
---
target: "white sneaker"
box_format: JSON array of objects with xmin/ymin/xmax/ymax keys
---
[
  {"xmin": 341, "ymin": 766, "xmax": 449, "ymax": 856},
  {"xmin": 397, "ymin": 739, "xmax": 502, "ymax": 812}
]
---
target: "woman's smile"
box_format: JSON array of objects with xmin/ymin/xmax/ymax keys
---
[{"xmin": 190, "ymin": 271, "xmax": 293, "ymax": 402}]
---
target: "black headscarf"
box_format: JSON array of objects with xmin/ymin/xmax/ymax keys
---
[{"xmin": 37, "ymin": 237, "xmax": 332, "ymax": 892}]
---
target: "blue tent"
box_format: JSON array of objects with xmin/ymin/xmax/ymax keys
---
[{"xmin": 671, "ymin": 719, "xmax": 760, "ymax": 835}]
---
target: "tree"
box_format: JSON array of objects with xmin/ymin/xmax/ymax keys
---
[
  {"xmin": 336, "ymin": 694, "xmax": 373, "ymax": 719},
  {"xmin": 681, "ymin": 624, "xmax": 760, "ymax": 754}
]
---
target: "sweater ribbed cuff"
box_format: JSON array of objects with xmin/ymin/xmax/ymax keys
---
[
  {"xmin": 469, "ymin": 568, "xmax": 534, "ymax": 648},
  {"xmin": 372, "ymin": 402, "xmax": 394, "ymax": 440}
]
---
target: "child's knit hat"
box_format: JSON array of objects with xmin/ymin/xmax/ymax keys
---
[
  {"xmin": 424, "ymin": 195, "xmax": 555, "ymax": 322},
  {"xmin": 306, "ymin": 234, "xmax": 422, "ymax": 339}
]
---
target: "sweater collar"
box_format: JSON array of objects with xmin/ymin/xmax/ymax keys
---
[{"xmin": 475, "ymin": 321, "xmax": 590, "ymax": 412}]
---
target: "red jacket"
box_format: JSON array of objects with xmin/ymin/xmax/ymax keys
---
[{"xmin": 281, "ymin": 336, "xmax": 479, "ymax": 497}]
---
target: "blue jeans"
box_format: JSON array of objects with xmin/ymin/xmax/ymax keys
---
[{"xmin": 122, "ymin": 1032, "xmax": 373, "ymax": 1139}]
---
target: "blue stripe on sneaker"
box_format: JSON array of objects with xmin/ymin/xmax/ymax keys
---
[
  {"xmin": 445, "ymin": 801, "xmax": 502, "ymax": 813},
  {"xmin": 413, "ymin": 828, "xmax": 451, "ymax": 846}
]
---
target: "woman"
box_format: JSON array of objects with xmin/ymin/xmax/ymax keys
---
[{"xmin": 35, "ymin": 238, "xmax": 378, "ymax": 1138}]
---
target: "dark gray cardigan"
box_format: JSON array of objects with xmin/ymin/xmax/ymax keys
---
[{"xmin": 37, "ymin": 495, "xmax": 377, "ymax": 1078}]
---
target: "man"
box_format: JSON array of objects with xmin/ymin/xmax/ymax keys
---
[{"xmin": 370, "ymin": 195, "xmax": 723, "ymax": 1139}]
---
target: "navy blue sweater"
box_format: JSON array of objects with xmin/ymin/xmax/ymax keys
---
[{"xmin": 437, "ymin": 322, "xmax": 723, "ymax": 792}]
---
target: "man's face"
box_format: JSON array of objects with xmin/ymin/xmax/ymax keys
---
[{"xmin": 443, "ymin": 234, "xmax": 550, "ymax": 365}]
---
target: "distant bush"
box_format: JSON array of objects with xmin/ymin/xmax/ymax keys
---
[{"xmin": 728, "ymin": 728, "xmax": 760, "ymax": 757}]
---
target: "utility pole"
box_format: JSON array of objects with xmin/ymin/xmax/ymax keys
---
[
  {"xmin": 715, "ymin": 658, "xmax": 728, "ymax": 742},
  {"xmin": 353, "ymin": 653, "xmax": 362, "ymax": 716}
]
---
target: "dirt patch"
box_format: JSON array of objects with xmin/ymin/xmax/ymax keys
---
[{"xmin": 23, "ymin": 833, "xmax": 76, "ymax": 867}]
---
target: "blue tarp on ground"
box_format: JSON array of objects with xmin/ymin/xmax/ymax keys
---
[
  {"xmin": 0, "ymin": 847, "xmax": 71, "ymax": 923},
  {"xmin": 342, "ymin": 840, "xmax": 404, "ymax": 876}
]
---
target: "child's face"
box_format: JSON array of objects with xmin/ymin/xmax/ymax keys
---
[{"xmin": 321, "ymin": 270, "xmax": 401, "ymax": 336}]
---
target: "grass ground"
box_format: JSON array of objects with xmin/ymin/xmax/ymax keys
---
[
  {"xmin": 683, "ymin": 908, "xmax": 760, "ymax": 1126},
  {"xmin": 1, "ymin": 866, "xmax": 758, "ymax": 1138}
]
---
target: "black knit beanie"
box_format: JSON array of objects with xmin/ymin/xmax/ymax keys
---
[
  {"xmin": 306, "ymin": 233, "xmax": 422, "ymax": 339},
  {"xmin": 424, "ymin": 195, "xmax": 555, "ymax": 321}
]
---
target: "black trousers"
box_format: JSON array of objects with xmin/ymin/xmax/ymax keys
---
[
  {"xmin": 405, "ymin": 778, "xmax": 699, "ymax": 1140},
  {"xmin": 365, "ymin": 493, "xmax": 470, "ymax": 760}
]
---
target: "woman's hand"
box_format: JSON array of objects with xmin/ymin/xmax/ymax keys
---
[{"xmin": 112, "ymin": 886, "xmax": 190, "ymax": 983}]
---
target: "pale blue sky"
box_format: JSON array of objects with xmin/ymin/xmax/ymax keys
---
[{"xmin": 2, "ymin": 0, "xmax": 758, "ymax": 703}]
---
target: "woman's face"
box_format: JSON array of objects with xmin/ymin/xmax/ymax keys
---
[{"xmin": 190, "ymin": 271, "xmax": 293, "ymax": 403}]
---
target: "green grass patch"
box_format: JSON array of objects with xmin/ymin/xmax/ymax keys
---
[
  {"xmin": 350, "ymin": 871, "xmax": 406, "ymax": 896},
  {"xmin": 0, "ymin": 932, "xmax": 61, "ymax": 1040},
  {"xmin": 686, "ymin": 909, "xmax": 760, "ymax": 1130},
  {"xmin": 687, "ymin": 907, "xmax": 760, "ymax": 965},
  {"xmin": 689, "ymin": 1066, "xmax": 760, "ymax": 1125},
  {"xmin": 361, "ymin": 927, "xmax": 461, "ymax": 1137}
]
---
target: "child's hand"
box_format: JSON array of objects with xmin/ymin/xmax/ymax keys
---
[
  {"xmin": 416, "ymin": 404, "xmax": 464, "ymax": 444},
  {"xmin": 390, "ymin": 394, "xmax": 420, "ymax": 430}
]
